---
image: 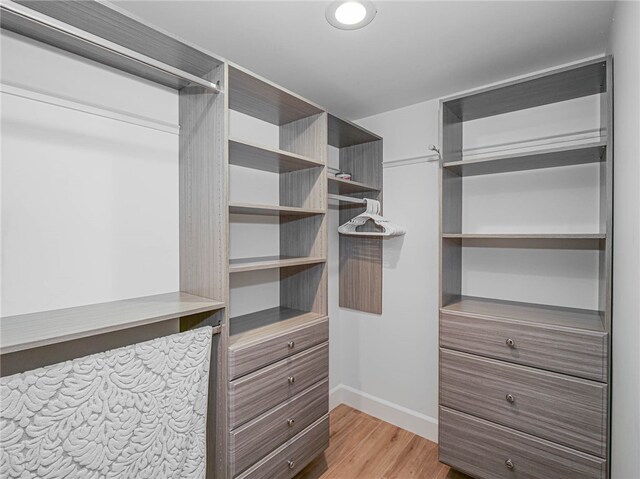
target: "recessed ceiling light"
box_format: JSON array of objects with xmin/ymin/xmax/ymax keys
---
[{"xmin": 326, "ymin": 1, "xmax": 377, "ymax": 30}]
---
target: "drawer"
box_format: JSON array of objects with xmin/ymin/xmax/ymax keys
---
[
  {"xmin": 439, "ymin": 407, "xmax": 607, "ymax": 479},
  {"xmin": 440, "ymin": 311, "xmax": 608, "ymax": 382},
  {"xmin": 230, "ymin": 379, "xmax": 328, "ymax": 477},
  {"xmin": 230, "ymin": 317, "xmax": 328, "ymax": 380},
  {"xmin": 236, "ymin": 414, "xmax": 329, "ymax": 479},
  {"xmin": 229, "ymin": 342, "xmax": 328, "ymax": 429},
  {"xmin": 440, "ymin": 349, "xmax": 608, "ymax": 457}
]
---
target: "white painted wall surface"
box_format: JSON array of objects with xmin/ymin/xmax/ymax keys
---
[
  {"xmin": 608, "ymin": 2, "xmax": 640, "ymax": 477},
  {"xmin": 1, "ymin": 31, "xmax": 179, "ymax": 316}
]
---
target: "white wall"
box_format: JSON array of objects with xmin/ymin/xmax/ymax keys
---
[
  {"xmin": 608, "ymin": 2, "xmax": 640, "ymax": 477},
  {"xmin": 1, "ymin": 31, "xmax": 179, "ymax": 316},
  {"xmin": 329, "ymin": 58, "xmax": 609, "ymax": 441}
]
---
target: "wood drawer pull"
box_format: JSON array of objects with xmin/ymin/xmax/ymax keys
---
[
  {"xmin": 288, "ymin": 460, "xmax": 295, "ymax": 469},
  {"xmin": 288, "ymin": 376, "xmax": 296, "ymax": 384},
  {"xmin": 505, "ymin": 394, "xmax": 515, "ymax": 403},
  {"xmin": 506, "ymin": 338, "xmax": 515, "ymax": 348},
  {"xmin": 505, "ymin": 458, "xmax": 514, "ymax": 470},
  {"xmin": 287, "ymin": 340, "xmax": 295, "ymax": 348},
  {"xmin": 287, "ymin": 418, "xmax": 295, "ymax": 427}
]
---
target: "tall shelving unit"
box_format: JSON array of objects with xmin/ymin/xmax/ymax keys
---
[
  {"xmin": 225, "ymin": 64, "xmax": 330, "ymax": 478},
  {"xmin": 327, "ymin": 114, "xmax": 384, "ymax": 314},
  {"xmin": 438, "ymin": 57, "xmax": 613, "ymax": 479}
]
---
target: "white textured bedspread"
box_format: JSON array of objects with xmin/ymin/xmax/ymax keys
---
[{"xmin": 0, "ymin": 326, "xmax": 213, "ymax": 479}]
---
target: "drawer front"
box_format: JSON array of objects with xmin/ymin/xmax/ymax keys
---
[
  {"xmin": 229, "ymin": 342, "xmax": 328, "ymax": 429},
  {"xmin": 237, "ymin": 414, "xmax": 329, "ymax": 479},
  {"xmin": 440, "ymin": 312, "xmax": 608, "ymax": 382},
  {"xmin": 440, "ymin": 349, "xmax": 608, "ymax": 457},
  {"xmin": 230, "ymin": 317, "xmax": 328, "ymax": 380},
  {"xmin": 439, "ymin": 407, "xmax": 607, "ymax": 479},
  {"xmin": 230, "ymin": 379, "xmax": 328, "ymax": 477}
]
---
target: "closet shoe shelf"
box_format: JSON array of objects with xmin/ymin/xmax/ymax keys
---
[
  {"xmin": 229, "ymin": 255, "xmax": 327, "ymax": 273},
  {"xmin": 229, "ymin": 138, "xmax": 324, "ymax": 173},
  {"xmin": 229, "ymin": 203, "xmax": 325, "ymax": 216},
  {"xmin": 0, "ymin": 292, "xmax": 225, "ymax": 354}
]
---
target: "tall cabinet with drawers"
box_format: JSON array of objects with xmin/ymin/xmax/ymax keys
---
[{"xmin": 438, "ymin": 57, "xmax": 613, "ymax": 479}]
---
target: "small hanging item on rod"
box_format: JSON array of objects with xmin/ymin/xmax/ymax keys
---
[{"xmin": 337, "ymin": 199, "xmax": 406, "ymax": 237}]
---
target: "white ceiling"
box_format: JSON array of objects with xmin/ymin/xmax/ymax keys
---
[{"xmin": 116, "ymin": 1, "xmax": 615, "ymax": 120}]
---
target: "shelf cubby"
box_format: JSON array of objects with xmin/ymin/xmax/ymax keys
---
[
  {"xmin": 229, "ymin": 138, "xmax": 324, "ymax": 173},
  {"xmin": 328, "ymin": 176, "xmax": 380, "ymax": 195},
  {"xmin": 229, "ymin": 255, "xmax": 327, "ymax": 274}
]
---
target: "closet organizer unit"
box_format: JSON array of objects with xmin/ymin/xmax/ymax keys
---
[
  {"xmin": 438, "ymin": 57, "xmax": 613, "ymax": 479},
  {"xmin": 0, "ymin": 1, "xmax": 227, "ymax": 478},
  {"xmin": 226, "ymin": 64, "xmax": 330, "ymax": 478},
  {"xmin": 328, "ymin": 115, "xmax": 383, "ymax": 313}
]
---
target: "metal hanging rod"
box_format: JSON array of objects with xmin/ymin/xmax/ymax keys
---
[
  {"xmin": 328, "ymin": 194, "xmax": 367, "ymax": 205},
  {"xmin": 0, "ymin": 0, "xmax": 222, "ymax": 94}
]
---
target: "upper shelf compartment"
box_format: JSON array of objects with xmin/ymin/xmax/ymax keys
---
[
  {"xmin": 1, "ymin": 0, "xmax": 223, "ymax": 90},
  {"xmin": 443, "ymin": 141, "xmax": 606, "ymax": 176},
  {"xmin": 228, "ymin": 64, "xmax": 324, "ymax": 125},
  {"xmin": 229, "ymin": 138, "xmax": 324, "ymax": 173},
  {"xmin": 328, "ymin": 176, "xmax": 380, "ymax": 195},
  {"xmin": 443, "ymin": 58, "xmax": 607, "ymax": 121},
  {"xmin": 328, "ymin": 114, "xmax": 381, "ymax": 148}
]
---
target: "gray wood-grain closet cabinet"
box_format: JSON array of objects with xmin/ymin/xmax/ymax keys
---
[{"xmin": 438, "ymin": 57, "xmax": 613, "ymax": 479}]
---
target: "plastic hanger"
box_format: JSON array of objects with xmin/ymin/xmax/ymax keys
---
[{"xmin": 337, "ymin": 199, "xmax": 406, "ymax": 237}]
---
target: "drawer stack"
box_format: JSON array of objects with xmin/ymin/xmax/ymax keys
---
[
  {"xmin": 438, "ymin": 301, "xmax": 609, "ymax": 479},
  {"xmin": 228, "ymin": 309, "xmax": 329, "ymax": 478}
]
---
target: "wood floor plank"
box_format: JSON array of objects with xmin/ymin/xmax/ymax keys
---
[{"xmin": 296, "ymin": 405, "xmax": 471, "ymax": 479}]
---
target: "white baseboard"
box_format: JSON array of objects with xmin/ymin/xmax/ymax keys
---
[{"xmin": 329, "ymin": 384, "xmax": 438, "ymax": 442}]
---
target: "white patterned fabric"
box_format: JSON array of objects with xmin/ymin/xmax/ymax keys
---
[{"xmin": 0, "ymin": 327, "xmax": 213, "ymax": 479}]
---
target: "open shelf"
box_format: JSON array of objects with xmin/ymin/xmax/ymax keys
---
[
  {"xmin": 229, "ymin": 306, "xmax": 324, "ymax": 348},
  {"xmin": 229, "ymin": 255, "xmax": 326, "ymax": 274},
  {"xmin": 441, "ymin": 295, "xmax": 605, "ymax": 332},
  {"xmin": 228, "ymin": 64, "xmax": 324, "ymax": 125},
  {"xmin": 328, "ymin": 176, "xmax": 380, "ymax": 195},
  {"xmin": 443, "ymin": 58, "xmax": 607, "ymax": 121},
  {"xmin": 0, "ymin": 292, "xmax": 225, "ymax": 354},
  {"xmin": 443, "ymin": 141, "xmax": 606, "ymax": 176},
  {"xmin": 229, "ymin": 138, "xmax": 324, "ymax": 173},
  {"xmin": 328, "ymin": 114, "xmax": 381, "ymax": 148},
  {"xmin": 442, "ymin": 233, "xmax": 605, "ymax": 239},
  {"xmin": 230, "ymin": 203, "xmax": 325, "ymax": 217}
]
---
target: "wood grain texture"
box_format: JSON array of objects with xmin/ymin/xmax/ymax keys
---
[
  {"xmin": 327, "ymin": 176, "xmax": 380, "ymax": 195},
  {"xmin": 280, "ymin": 263, "xmax": 329, "ymax": 323},
  {"xmin": 5, "ymin": 0, "xmax": 221, "ymax": 90},
  {"xmin": 229, "ymin": 64, "xmax": 324, "ymax": 126},
  {"xmin": 440, "ymin": 312, "xmax": 608, "ymax": 382},
  {"xmin": 229, "ymin": 256, "xmax": 326, "ymax": 274},
  {"xmin": 230, "ymin": 380, "xmax": 328, "ymax": 477},
  {"xmin": 442, "ymin": 296, "xmax": 605, "ymax": 332},
  {"xmin": 0, "ymin": 292, "xmax": 224, "ymax": 354},
  {"xmin": 229, "ymin": 313, "xmax": 328, "ymax": 379},
  {"xmin": 327, "ymin": 114, "xmax": 381, "ymax": 148},
  {"xmin": 440, "ymin": 349, "xmax": 608, "ymax": 457},
  {"xmin": 229, "ymin": 138, "xmax": 324, "ymax": 173},
  {"xmin": 229, "ymin": 342, "xmax": 328, "ymax": 429},
  {"xmin": 237, "ymin": 415, "xmax": 329, "ymax": 479},
  {"xmin": 443, "ymin": 141, "xmax": 606, "ymax": 176},
  {"xmin": 229, "ymin": 203, "xmax": 325, "ymax": 217},
  {"xmin": 439, "ymin": 407, "xmax": 607, "ymax": 479},
  {"xmin": 442, "ymin": 57, "xmax": 607, "ymax": 121}
]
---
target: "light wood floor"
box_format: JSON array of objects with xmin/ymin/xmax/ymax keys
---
[{"xmin": 296, "ymin": 405, "xmax": 471, "ymax": 479}]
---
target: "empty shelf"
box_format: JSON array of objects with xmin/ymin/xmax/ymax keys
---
[
  {"xmin": 229, "ymin": 64, "xmax": 324, "ymax": 125},
  {"xmin": 442, "ymin": 233, "xmax": 606, "ymax": 239},
  {"xmin": 0, "ymin": 292, "xmax": 225, "ymax": 354},
  {"xmin": 229, "ymin": 306, "xmax": 325, "ymax": 348},
  {"xmin": 229, "ymin": 138, "xmax": 324, "ymax": 173},
  {"xmin": 441, "ymin": 296, "xmax": 605, "ymax": 332},
  {"xmin": 328, "ymin": 176, "xmax": 380, "ymax": 195},
  {"xmin": 443, "ymin": 141, "xmax": 606, "ymax": 176},
  {"xmin": 229, "ymin": 255, "xmax": 326, "ymax": 273},
  {"xmin": 230, "ymin": 203, "xmax": 325, "ymax": 216},
  {"xmin": 328, "ymin": 114, "xmax": 382, "ymax": 148}
]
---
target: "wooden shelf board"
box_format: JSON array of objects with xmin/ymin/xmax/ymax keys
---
[
  {"xmin": 328, "ymin": 114, "xmax": 381, "ymax": 148},
  {"xmin": 442, "ymin": 233, "xmax": 606, "ymax": 239},
  {"xmin": 229, "ymin": 306, "xmax": 325, "ymax": 348},
  {"xmin": 328, "ymin": 176, "xmax": 380, "ymax": 195},
  {"xmin": 229, "ymin": 138, "xmax": 324, "ymax": 173},
  {"xmin": 0, "ymin": 292, "xmax": 225, "ymax": 354},
  {"xmin": 443, "ymin": 141, "xmax": 606, "ymax": 176},
  {"xmin": 229, "ymin": 255, "xmax": 326, "ymax": 273},
  {"xmin": 441, "ymin": 296, "xmax": 605, "ymax": 332},
  {"xmin": 443, "ymin": 57, "xmax": 608, "ymax": 121},
  {"xmin": 228, "ymin": 64, "xmax": 324, "ymax": 125},
  {"xmin": 229, "ymin": 203, "xmax": 325, "ymax": 217}
]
